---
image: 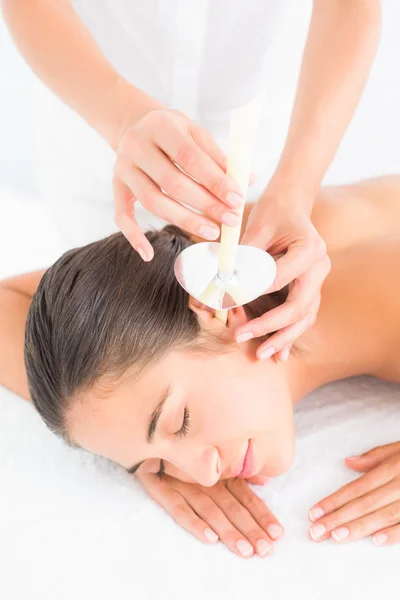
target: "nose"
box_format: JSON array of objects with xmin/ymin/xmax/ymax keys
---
[{"xmin": 169, "ymin": 445, "xmax": 221, "ymax": 487}]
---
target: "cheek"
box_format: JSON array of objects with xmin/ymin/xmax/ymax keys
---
[
  {"xmin": 263, "ymin": 432, "xmax": 296, "ymax": 476},
  {"xmin": 259, "ymin": 400, "xmax": 296, "ymax": 476},
  {"xmin": 219, "ymin": 382, "xmax": 266, "ymax": 423},
  {"xmin": 196, "ymin": 384, "xmax": 252, "ymax": 436}
]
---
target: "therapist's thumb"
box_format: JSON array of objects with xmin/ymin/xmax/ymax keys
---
[
  {"xmin": 113, "ymin": 178, "xmax": 154, "ymax": 261},
  {"xmin": 241, "ymin": 217, "xmax": 273, "ymax": 249}
]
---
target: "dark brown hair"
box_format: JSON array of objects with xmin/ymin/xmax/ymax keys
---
[{"xmin": 24, "ymin": 226, "xmax": 287, "ymax": 443}]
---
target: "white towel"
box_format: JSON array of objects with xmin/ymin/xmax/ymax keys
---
[{"xmin": 0, "ymin": 189, "xmax": 399, "ymax": 600}]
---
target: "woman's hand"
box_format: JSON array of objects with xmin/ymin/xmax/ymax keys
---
[
  {"xmin": 135, "ymin": 471, "xmax": 283, "ymax": 558},
  {"xmin": 237, "ymin": 192, "xmax": 331, "ymax": 361},
  {"xmin": 308, "ymin": 442, "xmax": 400, "ymax": 547},
  {"xmin": 113, "ymin": 109, "xmax": 246, "ymax": 261}
]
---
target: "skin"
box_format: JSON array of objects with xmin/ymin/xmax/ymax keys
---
[
  {"xmin": 238, "ymin": 0, "xmax": 381, "ymax": 357},
  {"xmin": 70, "ymin": 179, "xmax": 400, "ymax": 483},
  {"xmin": 1, "ymin": 175, "xmax": 400, "ymax": 560},
  {"xmin": 2, "ymin": 0, "xmax": 381, "ymax": 355}
]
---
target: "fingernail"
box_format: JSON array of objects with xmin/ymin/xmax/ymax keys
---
[
  {"xmin": 309, "ymin": 507, "xmax": 325, "ymax": 522},
  {"xmin": 236, "ymin": 332, "xmax": 253, "ymax": 344},
  {"xmin": 257, "ymin": 476, "xmax": 269, "ymax": 484},
  {"xmin": 137, "ymin": 247, "xmax": 148, "ymax": 261},
  {"xmin": 258, "ymin": 347, "xmax": 275, "ymax": 361},
  {"xmin": 373, "ymin": 533, "xmax": 388, "ymax": 546},
  {"xmin": 226, "ymin": 192, "xmax": 244, "ymax": 208},
  {"xmin": 204, "ymin": 528, "xmax": 219, "ymax": 543},
  {"xmin": 347, "ymin": 455, "xmax": 361, "ymax": 460},
  {"xmin": 332, "ymin": 527, "xmax": 349, "ymax": 542},
  {"xmin": 198, "ymin": 225, "xmax": 220, "ymax": 240},
  {"xmin": 256, "ymin": 539, "xmax": 272, "ymax": 556},
  {"xmin": 309, "ymin": 524, "xmax": 326, "ymax": 541},
  {"xmin": 236, "ymin": 539, "xmax": 254, "ymax": 557},
  {"xmin": 280, "ymin": 347, "xmax": 290, "ymax": 362},
  {"xmin": 222, "ymin": 212, "xmax": 241, "ymax": 228},
  {"xmin": 267, "ymin": 523, "xmax": 283, "ymax": 539}
]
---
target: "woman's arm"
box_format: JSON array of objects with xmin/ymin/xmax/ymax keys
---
[
  {"xmin": 238, "ymin": 0, "xmax": 381, "ymax": 359},
  {"xmin": 1, "ymin": 0, "xmax": 160, "ymax": 150},
  {"xmin": 265, "ymin": 0, "xmax": 382, "ymax": 209},
  {"xmin": 2, "ymin": 0, "xmax": 243, "ymax": 253},
  {"xmin": 0, "ymin": 270, "xmax": 45, "ymax": 401}
]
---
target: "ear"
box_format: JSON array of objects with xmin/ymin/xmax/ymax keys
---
[
  {"xmin": 227, "ymin": 305, "xmax": 249, "ymax": 329},
  {"xmin": 188, "ymin": 297, "xmax": 249, "ymax": 329},
  {"xmin": 188, "ymin": 297, "xmax": 216, "ymax": 323}
]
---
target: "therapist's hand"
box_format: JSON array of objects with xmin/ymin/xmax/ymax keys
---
[
  {"xmin": 237, "ymin": 191, "xmax": 331, "ymax": 361},
  {"xmin": 308, "ymin": 442, "xmax": 400, "ymax": 547},
  {"xmin": 113, "ymin": 109, "xmax": 245, "ymax": 261}
]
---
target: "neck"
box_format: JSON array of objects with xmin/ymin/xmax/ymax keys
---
[
  {"xmin": 284, "ymin": 352, "xmax": 323, "ymax": 405},
  {"xmin": 281, "ymin": 333, "xmax": 376, "ymax": 407}
]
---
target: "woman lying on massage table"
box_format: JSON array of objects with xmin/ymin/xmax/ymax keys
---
[{"xmin": 0, "ymin": 175, "xmax": 400, "ymax": 560}]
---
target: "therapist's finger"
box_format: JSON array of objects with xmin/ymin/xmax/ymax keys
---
[
  {"xmin": 121, "ymin": 167, "xmax": 221, "ymax": 240},
  {"xmin": 189, "ymin": 124, "xmax": 257, "ymax": 187},
  {"xmin": 156, "ymin": 118, "xmax": 244, "ymax": 210},
  {"xmin": 134, "ymin": 145, "xmax": 242, "ymax": 230},
  {"xmin": 256, "ymin": 297, "xmax": 320, "ymax": 360},
  {"xmin": 268, "ymin": 234, "xmax": 328, "ymax": 294},
  {"xmin": 268, "ymin": 254, "xmax": 329, "ymax": 333},
  {"xmin": 113, "ymin": 178, "xmax": 154, "ymax": 261},
  {"xmin": 189, "ymin": 123, "xmax": 228, "ymax": 172},
  {"xmin": 235, "ymin": 254, "xmax": 329, "ymax": 342}
]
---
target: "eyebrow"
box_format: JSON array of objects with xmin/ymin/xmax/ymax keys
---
[{"xmin": 126, "ymin": 385, "xmax": 171, "ymax": 475}]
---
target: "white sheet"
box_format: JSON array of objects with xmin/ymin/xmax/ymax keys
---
[
  {"xmin": 1, "ymin": 190, "xmax": 400, "ymax": 600},
  {"xmin": 2, "ymin": 3, "xmax": 400, "ymax": 591}
]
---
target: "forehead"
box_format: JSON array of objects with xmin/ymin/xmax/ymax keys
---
[
  {"xmin": 68, "ymin": 365, "xmax": 160, "ymax": 449},
  {"xmin": 67, "ymin": 350, "xmax": 199, "ymax": 460}
]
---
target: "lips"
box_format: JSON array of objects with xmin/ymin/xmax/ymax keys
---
[
  {"xmin": 238, "ymin": 439, "xmax": 254, "ymax": 478},
  {"xmin": 229, "ymin": 440, "xmax": 254, "ymax": 479}
]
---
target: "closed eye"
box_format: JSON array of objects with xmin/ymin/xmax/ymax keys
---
[
  {"xmin": 154, "ymin": 407, "xmax": 191, "ymax": 480},
  {"xmin": 175, "ymin": 406, "xmax": 191, "ymax": 439}
]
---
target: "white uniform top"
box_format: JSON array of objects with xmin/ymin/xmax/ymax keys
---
[{"xmin": 36, "ymin": 0, "xmax": 312, "ymax": 247}]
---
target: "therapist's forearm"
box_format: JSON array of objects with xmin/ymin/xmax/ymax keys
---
[
  {"xmin": 268, "ymin": 0, "xmax": 381, "ymax": 210},
  {"xmin": 1, "ymin": 0, "xmax": 161, "ymax": 150}
]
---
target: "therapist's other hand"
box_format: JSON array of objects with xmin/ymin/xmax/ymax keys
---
[
  {"xmin": 113, "ymin": 109, "xmax": 245, "ymax": 261},
  {"xmin": 308, "ymin": 442, "xmax": 400, "ymax": 547},
  {"xmin": 238, "ymin": 195, "xmax": 330, "ymax": 361},
  {"xmin": 135, "ymin": 471, "xmax": 283, "ymax": 558}
]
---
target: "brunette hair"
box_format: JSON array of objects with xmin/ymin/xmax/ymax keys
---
[{"xmin": 24, "ymin": 226, "xmax": 287, "ymax": 442}]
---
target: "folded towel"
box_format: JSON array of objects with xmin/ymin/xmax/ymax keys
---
[{"xmin": 1, "ymin": 188, "xmax": 399, "ymax": 599}]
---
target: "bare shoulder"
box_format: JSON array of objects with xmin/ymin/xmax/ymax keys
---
[
  {"xmin": 311, "ymin": 175, "xmax": 400, "ymax": 253},
  {"xmin": 318, "ymin": 235, "xmax": 400, "ymax": 383},
  {"xmin": 0, "ymin": 269, "xmax": 46, "ymax": 299}
]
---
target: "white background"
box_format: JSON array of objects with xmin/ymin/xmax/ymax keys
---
[
  {"xmin": 1, "ymin": 2, "xmax": 400, "ymax": 201},
  {"xmin": 1, "ymin": 3, "xmax": 400, "ymax": 600}
]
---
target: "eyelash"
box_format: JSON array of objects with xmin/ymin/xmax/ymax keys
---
[{"xmin": 154, "ymin": 407, "xmax": 191, "ymax": 481}]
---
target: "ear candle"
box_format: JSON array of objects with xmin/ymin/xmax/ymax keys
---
[
  {"xmin": 199, "ymin": 94, "xmax": 264, "ymax": 323},
  {"xmin": 173, "ymin": 94, "xmax": 276, "ymax": 316}
]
